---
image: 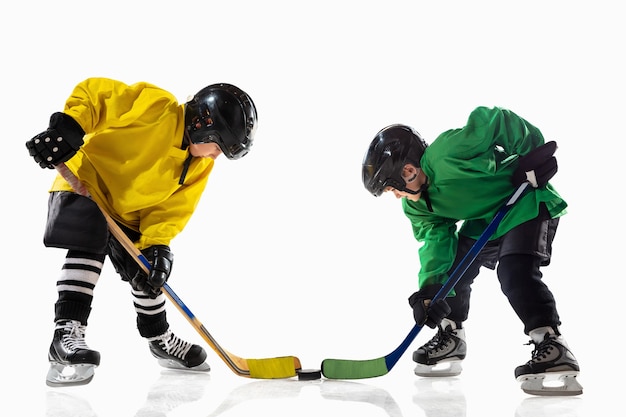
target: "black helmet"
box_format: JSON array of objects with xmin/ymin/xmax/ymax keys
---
[
  {"xmin": 362, "ymin": 124, "xmax": 428, "ymax": 197},
  {"xmin": 185, "ymin": 83, "xmax": 257, "ymax": 159}
]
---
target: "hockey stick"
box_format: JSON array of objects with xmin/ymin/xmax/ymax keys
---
[
  {"xmin": 321, "ymin": 182, "xmax": 530, "ymax": 379},
  {"xmin": 54, "ymin": 163, "xmax": 302, "ymax": 379}
]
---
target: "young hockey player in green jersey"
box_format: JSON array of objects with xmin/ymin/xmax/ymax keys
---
[
  {"xmin": 361, "ymin": 106, "xmax": 582, "ymax": 395},
  {"xmin": 26, "ymin": 77, "xmax": 257, "ymax": 386}
]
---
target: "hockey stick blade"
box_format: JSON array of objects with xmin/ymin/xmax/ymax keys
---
[
  {"xmin": 54, "ymin": 163, "xmax": 302, "ymax": 379},
  {"xmin": 321, "ymin": 182, "xmax": 529, "ymax": 379}
]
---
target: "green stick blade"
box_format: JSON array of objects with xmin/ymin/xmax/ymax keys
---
[{"xmin": 321, "ymin": 357, "xmax": 389, "ymax": 379}]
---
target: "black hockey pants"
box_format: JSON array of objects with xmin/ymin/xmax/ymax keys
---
[{"xmin": 444, "ymin": 203, "xmax": 561, "ymax": 335}]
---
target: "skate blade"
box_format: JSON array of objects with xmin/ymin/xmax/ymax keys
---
[
  {"xmin": 414, "ymin": 360, "xmax": 463, "ymax": 377},
  {"xmin": 517, "ymin": 372, "xmax": 583, "ymax": 396},
  {"xmin": 46, "ymin": 363, "xmax": 96, "ymax": 387},
  {"xmin": 156, "ymin": 358, "xmax": 211, "ymax": 373}
]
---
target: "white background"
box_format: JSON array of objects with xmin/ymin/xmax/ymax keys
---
[{"xmin": 1, "ymin": 1, "xmax": 623, "ymax": 416}]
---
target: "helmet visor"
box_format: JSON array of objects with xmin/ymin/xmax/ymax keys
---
[{"xmin": 362, "ymin": 152, "xmax": 404, "ymax": 197}]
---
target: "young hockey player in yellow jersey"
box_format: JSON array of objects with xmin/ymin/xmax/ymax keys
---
[{"xmin": 26, "ymin": 77, "xmax": 257, "ymax": 386}]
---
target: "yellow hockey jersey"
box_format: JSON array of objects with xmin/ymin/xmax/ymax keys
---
[{"xmin": 50, "ymin": 77, "xmax": 214, "ymax": 249}]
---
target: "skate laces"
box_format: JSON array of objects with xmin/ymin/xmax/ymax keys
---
[
  {"xmin": 151, "ymin": 330, "xmax": 192, "ymax": 359},
  {"xmin": 57, "ymin": 320, "xmax": 90, "ymax": 350},
  {"xmin": 423, "ymin": 327, "xmax": 454, "ymax": 353},
  {"xmin": 525, "ymin": 334, "xmax": 557, "ymax": 364}
]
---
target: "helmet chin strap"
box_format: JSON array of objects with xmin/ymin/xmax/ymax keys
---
[
  {"xmin": 178, "ymin": 130, "xmax": 194, "ymax": 185},
  {"xmin": 405, "ymin": 173, "xmax": 417, "ymax": 183},
  {"xmin": 404, "ymin": 182, "xmax": 427, "ymax": 195},
  {"xmin": 402, "ymin": 170, "xmax": 423, "ymax": 195},
  {"xmin": 179, "ymin": 153, "xmax": 193, "ymax": 185},
  {"xmin": 404, "ymin": 182, "xmax": 433, "ymax": 212}
]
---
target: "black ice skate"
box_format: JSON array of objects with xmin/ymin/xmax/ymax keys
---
[
  {"xmin": 413, "ymin": 319, "xmax": 466, "ymax": 377},
  {"xmin": 515, "ymin": 327, "xmax": 583, "ymax": 396},
  {"xmin": 148, "ymin": 329, "xmax": 210, "ymax": 372},
  {"xmin": 46, "ymin": 320, "xmax": 101, "ymax": 387}
]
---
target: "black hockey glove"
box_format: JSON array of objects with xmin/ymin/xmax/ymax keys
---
[
  {"xmin": 26, "ymin": 112, "xmax": 85, "ymax": 169},
  {"xmin": 408, "ymin": 284, "xmax": 451, "ymax": 329},
  {"xmin": 512, "ymin": 141, "xmax": 558, "ymax": 188},
  {"xmin": 130, "ymin": 245, "xmax": 174, "ymax": 299}
]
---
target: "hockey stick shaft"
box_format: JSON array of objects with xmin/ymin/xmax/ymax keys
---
[
  {"xmin": 321, "ymin": 182, "xmax": 529, "ymax": 379},
  {"xmin": 54, "ymin": 163, "xmax": 301, "ymax": 378}
]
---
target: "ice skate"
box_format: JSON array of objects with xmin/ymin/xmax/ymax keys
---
[
  {"xmin": 46, "ymin": 320, "xmax": 101, "ymax": 387},
  {"xmin": 413, "ymin": 319, "xmax": 466, "ymax": 377},
  {"xmin": 148, "ymin": 329, "xmax": 210, "ymax": 372},
  {"xmin": 515, "ymin": 327, "xmax": 582, "ymax": 396}
]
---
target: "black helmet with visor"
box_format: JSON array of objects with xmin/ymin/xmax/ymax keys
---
[
  {"xmin": 362, "ymin": 124, "xmax": 428, "ymax": 197},
  {"xmin": 184, "ymin": 83, "xmax": 257, "ymax": 159}
]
